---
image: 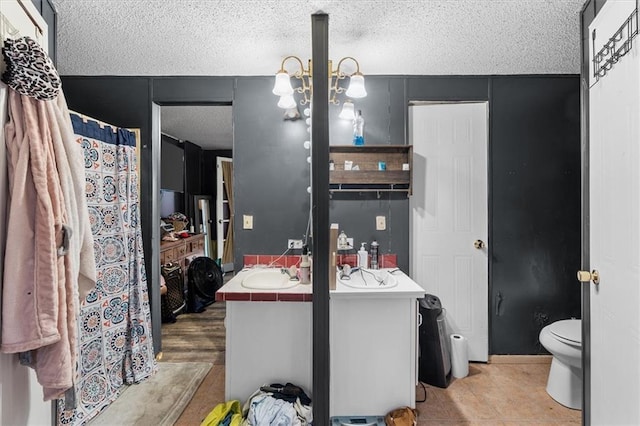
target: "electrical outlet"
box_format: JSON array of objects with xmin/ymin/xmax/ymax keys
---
[
  {"xmin": 243, "ymin": 215, "xmax": 253, "ymax": 230},
  {"xmin": 288, "ymin": 239, "xmax": 303, "ymax": 249},
  {"xmin": 376, "ymin": 215, "xmax": 386, "ymax": 230}
]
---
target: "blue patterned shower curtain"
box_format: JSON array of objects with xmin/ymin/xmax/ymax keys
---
[{"xmin": 57, "ymin": 115, "xmax": 156, "ymax": 425}]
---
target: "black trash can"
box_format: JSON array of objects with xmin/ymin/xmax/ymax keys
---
[{"xmin": 418, "ymin": 294, "xmax": 452, "ymax": 388}]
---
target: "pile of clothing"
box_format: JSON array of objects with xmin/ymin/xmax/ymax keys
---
[{"xmin": 201, "ymin": 383, "xmax": 312, "ymax": 426}]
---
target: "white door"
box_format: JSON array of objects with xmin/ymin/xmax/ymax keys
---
[
  {"xmin": 216, "ymin": 156, "xmax": 232, "ymax": 262},
  {"xmin": 410, "ymin": 102, "xmax": 489, "ymax": 362},
  {"xmin": 0, "ymin": 2, "xmax": 52, "ymax": 424},
  {"xmin": 588, "ymin": 2, "xmax": 640, "ymax": 423}
]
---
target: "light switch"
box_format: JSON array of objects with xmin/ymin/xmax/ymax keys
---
[
  {"xmin": 376, "ymin": 215, "xmax": 386, "ymax": 230},
  {"xmin": 243, "ymin": 215, "xmax": 253, "ymax": 230}
]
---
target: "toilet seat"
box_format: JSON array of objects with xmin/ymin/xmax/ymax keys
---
[{"xmin": 548, "ymin": 319, "xmax": 581, "ymax": 346}]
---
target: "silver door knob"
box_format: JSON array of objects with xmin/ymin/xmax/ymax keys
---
[{"xmin": 474, "ymin": 240, "xmax": 485, "ymax": 249}]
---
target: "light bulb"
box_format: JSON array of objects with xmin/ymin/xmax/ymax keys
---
[
  {"xmin": 307, "ymin": 156, "xmax": 312, "ymax": 164},
  {"xmin": 304, "ymin": 108, "xmax": 311, "ymax": 117},
  {"xmin": 305, "ymin": 118, "xmax": 311, "ymax": 125},
  {"xmin": 304, "ymin": 141, "xmax": 311, "ymax": 149},
  {"xmin": 307, "ymin": 186, "xmax": 312, "ymax": 194}
]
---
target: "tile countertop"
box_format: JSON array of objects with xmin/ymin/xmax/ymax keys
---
[
  {"xmin": 216, "ymin": 268, "xmax": 425, "ymax": 302},
  {"xmin": 215, "ymin": 268, "xmax": 314, "ymax": 302}
]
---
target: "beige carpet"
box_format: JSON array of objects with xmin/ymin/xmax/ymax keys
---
[{"xmin": 90, "ymin": 362, "xmax": 212, "ymax": 426}]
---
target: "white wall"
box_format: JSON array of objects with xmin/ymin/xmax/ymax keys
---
[{"xmin": 0, "ymin": 354, "xmax": 52, "ymax": 425}]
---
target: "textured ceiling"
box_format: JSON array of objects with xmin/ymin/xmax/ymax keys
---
[
  {"xmin": 51, "ymin": 0, "xmax": 586, "ymax": 149},
  {"xmin": 161, "ymin": 105, "xmax": 232, "ymax": 149}
]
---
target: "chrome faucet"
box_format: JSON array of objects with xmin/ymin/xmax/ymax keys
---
[
  {"xmin": 339, "ymin": 264, "xmax": 360, "ymax": 280},
  {"xmin": 281, "ymin": 266, "xmax": 299, "ymax": 281}
]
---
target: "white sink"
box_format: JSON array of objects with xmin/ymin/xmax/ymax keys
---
[
  {"xmin": 241, "ymin": 268, "xmax": 299, "ymax": 290},
  {"xmin": 337, "ymin": 268, "xmax": 398, "ymax": 289}
]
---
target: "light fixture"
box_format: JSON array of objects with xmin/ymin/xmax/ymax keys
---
[
  {"xmin": 283, "ymin": 106, "xmax": 300, "ymax": 121},
  {"xmin": 277, "ymin": 94, "xmax": 297, "ymax": 109},
  {"xmin": 273, "ymin": 55, "xmax": 367, "ymax": 109},
  {"xmin": 339, "ymin": 100, "xmax": 355, "ymax": 120}
]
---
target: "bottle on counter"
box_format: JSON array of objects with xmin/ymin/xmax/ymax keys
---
[
  {"xmin": 353, "ymin": 110, "xmax": 365, "ymax": 146},
  {"xmin": 357, "ymin": 242, "xmax": 368, "ymax": 269},
  {"xmin": 338, "ymin": 230, "xmax": 348, "ymax": 250},
  {"xmin": 300, "ymin": 245, "xmax": 311, "ymax": 284},
  {"xmin": 370, "ymin": 240, "xmax": 379, "ymax": 270}
]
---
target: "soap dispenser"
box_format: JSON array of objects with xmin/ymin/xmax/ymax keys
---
[
  {"xmin": 299, "ymin": 245, "xmax": 311, "ymax": 284},
  {"xmin": 370, "ymin": 240, "xmax": 379, "ymax": 270},
  {"xmin": 357, "ymin": 242, "xmax": 368, "ymax": 269}
]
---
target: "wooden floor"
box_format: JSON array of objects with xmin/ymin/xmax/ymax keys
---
[
  {"xmin": 160, "ymin": 299, "xmax": 581, "ymax": 425},
  {"xmin": 159, "ymin": 301, "xmax": 226, "ymax": 364}
]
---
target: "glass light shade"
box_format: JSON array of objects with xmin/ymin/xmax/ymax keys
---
[
  {"xmin": 339, "ymin": 100, "xmax": 355, "ymax": 120},
  {"xmin": 273, "ymin": 72, "xmax": 294, "ymax": 96},
  {"xmin": 345, "ymin": 73, "xmax": 367, "ymax": 98},
  {"xmin": 277, "ymin": 94, "xmax": 297, "ymax": 109}
]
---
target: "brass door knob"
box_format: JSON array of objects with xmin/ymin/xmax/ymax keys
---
[
  {"xmin": 577, "ymin": 269, "xmax": 600, "ymax": 285},
  {"xmin": 474, "ymin": 240, "xmax": 485, "ymax": 249}
]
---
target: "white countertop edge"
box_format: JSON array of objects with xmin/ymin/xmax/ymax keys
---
[
  {"xmin": 330, "ymin": 269, "xmax": 426, "ymax": 299},
  {"xmin": 218, "ymin": 268, "xmax": 426, "ymax": 299}
]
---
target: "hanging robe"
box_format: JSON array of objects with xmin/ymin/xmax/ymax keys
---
[{"xmin": 0, "ymin": 36, "xmax": 96, "ymax": 401}]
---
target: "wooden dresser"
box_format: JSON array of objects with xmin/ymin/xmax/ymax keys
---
[{"xmin": 160, "ymin": 233, "xmax": 206, "ymax": 269}]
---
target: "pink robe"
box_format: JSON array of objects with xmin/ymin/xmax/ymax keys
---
[{"xmin": 1, "ymin": 89, "xmax": 84, "ymax": 400}]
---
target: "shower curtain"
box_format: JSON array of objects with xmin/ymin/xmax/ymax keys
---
[{"xmin": 57, "ymin": 115, "xmax": 156, "ymax": 425}]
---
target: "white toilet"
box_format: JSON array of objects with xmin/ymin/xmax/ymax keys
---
[{"xmin": 538, "ymin": 318, "xmax": 582, "ymax": 410}]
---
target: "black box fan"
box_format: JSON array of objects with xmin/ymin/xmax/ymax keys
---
[{"xmin": 186, "ymin": 256, "xmax": 223, "ymax": 313}]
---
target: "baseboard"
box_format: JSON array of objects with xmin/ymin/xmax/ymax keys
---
[{"xmin": 489, "ymin": 355, "xmax": 552, "ymax": 364}]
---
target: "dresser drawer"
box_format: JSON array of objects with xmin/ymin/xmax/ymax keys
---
[
  {"xmin": 176, "ymin": 243, "xmax": 187, "ymax": 258},
  {"xmin": 162, "ymin": 248, "xmax": 177, "ymax": 264}
]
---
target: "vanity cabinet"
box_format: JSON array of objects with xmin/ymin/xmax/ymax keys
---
[
  {"xmin": 329, "ymin": 145, "xmax": 413, "ymax": 194},
  {"xmin": 330, "ymin": 274, "xmax": 424, "ymax": 417},
  {"xmin": 219, "ymin": 269, "xmax": 424, "ymax": 416}
]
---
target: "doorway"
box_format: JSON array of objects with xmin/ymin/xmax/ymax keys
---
[
  {"xmin": 157, "ymin": 104, "xmax": 233, "ymax": 362},
  {"xmin": 409, "ymin": 102, "xmax": 489, "ymax": 362}
]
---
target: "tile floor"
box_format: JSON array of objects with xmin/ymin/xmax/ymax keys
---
[
  {"xmin": 175, "ymin": 360, "xmax": 581, "ymax": 425},
  {"xmin": 415, "ymin": 362, "xmax": 581, "ymax": 425}
]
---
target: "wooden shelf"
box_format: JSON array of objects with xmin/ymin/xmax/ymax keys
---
[{"xmin": 329, "ymin": 145, "xmax": 413, "ymax": 194}]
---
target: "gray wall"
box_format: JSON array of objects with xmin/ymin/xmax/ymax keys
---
[{"xmin": 61, "ymin": 73, "xmax": 581, "ymax": 355}]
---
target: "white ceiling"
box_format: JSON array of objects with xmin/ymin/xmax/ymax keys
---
[
  {"xmin": 160, "ymin": 105, "xmax": 232, "ymax": 150},
  {"xmin": 51, "ymin": 0, "xmax": 586, "ymax": 150}
]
